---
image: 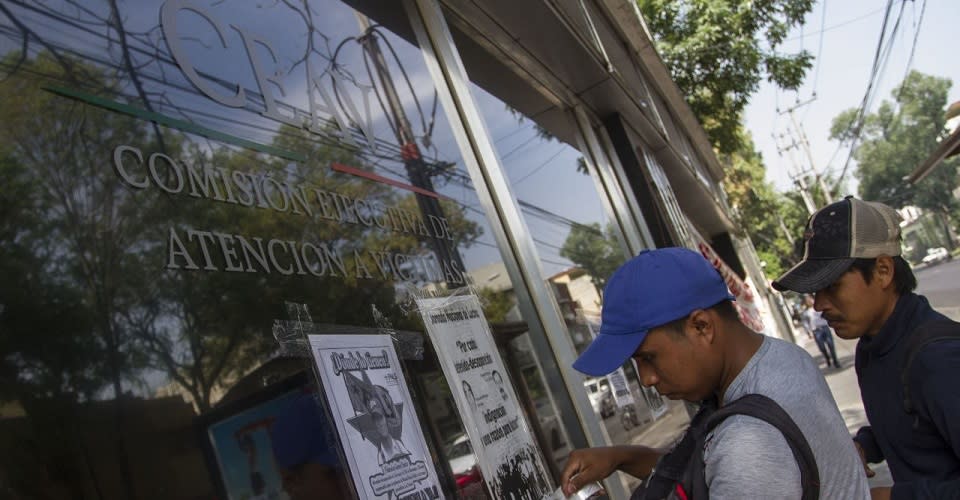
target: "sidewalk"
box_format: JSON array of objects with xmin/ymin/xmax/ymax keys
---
[{"xmin": 794, "ymin": 331, "xmax": 894, "ymax": 488}]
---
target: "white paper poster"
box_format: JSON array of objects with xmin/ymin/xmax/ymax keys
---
[
  {"xmin": 417, "ymin": 295, "xmax": 553, "ymax": 500},
  {"xmin": 606, "ymin": 369, "xmax": 635, "ymax": 409},
  {"xmin": 308, "ymin": 334, "xmax": 441, "ymax": 500}
]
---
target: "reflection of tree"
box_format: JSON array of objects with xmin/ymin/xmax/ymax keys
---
[
  {"xmin": 559, "ymin": 222, "xmax": 623, "ymax": 294},
  {"xmin": 478, "ymin": 287, "xmax": 514, "ymax": 324},
  {"xmin": 0, "ymin": 2, "xmax": 485, "ymax": 496},
  {"xmin": 1, "ymin": 49, "xmax": 482, "ymax": 493},
  {"xmin": 0, "ymin": 51, "xmax": 162, "ymax": 497}
]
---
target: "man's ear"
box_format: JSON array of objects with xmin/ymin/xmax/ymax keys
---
[
  {"xmin": 688, "ymin": 309, "xmax": 715, "ymax": 344},
  {"xmin": 875, "ymin": 255, "xmax": 895, "ymax": 290}
]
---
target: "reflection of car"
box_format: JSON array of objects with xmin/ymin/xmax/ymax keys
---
[
  {"xmin": 445, "ymin": 434, "xmax": 483, "ymax": 493},
  {"xmin": 583, "ymin": 377, "xmax": 615, "ymax": 419},
  {"xmin": 922, "ymin": 247, "xmax": 950, "ymax": 265},
  {"xmin": 445, "ymin": 434, "xmax": 477, "ymax": 476}
]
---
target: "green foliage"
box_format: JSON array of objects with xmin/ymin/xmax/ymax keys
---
[
  {"xmin": 559, "ymin": 223, "xmax": 625, "ymax": 291},
  {"xmin": 637, "ymin": 0, "xmax": 815, "ymax": 153},
  {"xmin": 830, "ymin": 71, "xmax": 959, "ymax": 246},
  {"xmin": 721, "ymin": 130, "xmax": 808, "ymax": 275}
]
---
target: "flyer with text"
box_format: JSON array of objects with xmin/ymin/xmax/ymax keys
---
[
  {"xmin": 417, "ymin": 295, "xmax": 553, "ymax": 500},
  {"xmin": 308, "ymin": 334, "xmax": 441, "ymax": 500}
]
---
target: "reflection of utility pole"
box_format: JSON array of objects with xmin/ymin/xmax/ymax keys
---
[
  {"xmin": 356, "ymin": 16, "xmax": 466, "ymax": 287},
  {"xmin": 781, "ymin": 99, "xmax": 833, "ymax": 205}
]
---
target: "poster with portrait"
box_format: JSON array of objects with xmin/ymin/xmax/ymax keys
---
[
  {"xmin": 417, "ymin": 295, "xmax": 553, "ymax": 500},
  {"xmin": 308, "ymin": 334, "xmax": 441, "ymax": 500}
]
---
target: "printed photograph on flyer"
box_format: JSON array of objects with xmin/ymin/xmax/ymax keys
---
[
  {"xmin": 418, "ymin": 295, "xmax": 554, "ymax": 500},
  {"xmin": 309, "ymin": 334, "xmax": 442, "ymax": 500}
]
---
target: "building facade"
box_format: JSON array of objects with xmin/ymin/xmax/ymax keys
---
[{"xmin": 0, "ymin": 1, "xmax": 793, "ymax": 498}]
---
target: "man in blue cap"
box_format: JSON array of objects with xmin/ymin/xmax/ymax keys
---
[
  {"xmin": 560, "ymin": 247, "xmax": 868, "ymax": 499},
  {"xmin": 270, "ymin": 392, "xmax": 346, "ymax": 500}
]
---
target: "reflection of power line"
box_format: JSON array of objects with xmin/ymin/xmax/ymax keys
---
[
  {"xmin": 499, "ymin": 131, "xmax": 541, "ymax": 160},
  {"xmin": 518, "ymin": 201, "xmax": 603, "ymax": 236},
  {"xmin": 472, "ymin": 239, "xmax": 571, "ymax": 268},
  {"xmin": 533, "ymin": 237, "xmax": 565, "ymax": 252},
  {"xmin": 513, "ymin": 147, "xmax": 566, "ymax": 185},
  {"xmin": 355, "ymin": 16, "xmax": 465, "ymax": 287},
  {"xmin": 2, "ymin": 4, "xmax": 600, "ymax": 253}
]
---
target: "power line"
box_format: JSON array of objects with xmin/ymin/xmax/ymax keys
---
[
  {"xmin": 894, "ymin": 0, "xmax": 927, "ymax": 105},
  {"xmin": 802, "ymin": 0, "xmax": 829, "ymax": 123},
  {"xmin": 833, "ymin": 0, "xmax": 904, "ymax": 188},
  {"xmin": 785, "ymin": 6, "xmax": 886, "ymax": 42}
]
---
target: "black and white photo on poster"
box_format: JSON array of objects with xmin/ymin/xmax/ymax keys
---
[
  {"xmin": 417, "ymin": 295, "xmax": 554, "ymax": 500},
  {"xmin": 309, "ymin": 334, "xmax": 441, "ymax": 500}
]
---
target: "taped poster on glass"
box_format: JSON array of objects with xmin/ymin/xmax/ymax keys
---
[
  {"xmin": 308, "ymin": 334, "xmax": 441, "ymax": 500},
  {"xmin": 417, "ymin": 295, "xmax": 553, "ymax": 500},
  {"xmin": 606, "ymin": 369, "xmax": 635, "ymax": 409}
]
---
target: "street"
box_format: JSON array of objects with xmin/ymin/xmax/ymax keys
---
[{"xmin": 914, "ymin": 258, "xmax": 960, "ymax": 321}]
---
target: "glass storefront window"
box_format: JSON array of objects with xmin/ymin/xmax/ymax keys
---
[
  {"xmin": 0, "ymin": 2, "xmax": 556, "ymax": 499},
  {"xmin": 463, "ymin": 83, "xmax": 692, "ymax": 488}
]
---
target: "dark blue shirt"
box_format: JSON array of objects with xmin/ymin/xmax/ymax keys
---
[{"xmin": 854, "ymin": 293, "xmax": 960, "ymax": 499}]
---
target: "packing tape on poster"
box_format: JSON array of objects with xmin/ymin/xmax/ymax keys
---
[
  {"xmin": 398, "ymin": 282, "xmax": 492, "ymax": 318},
  {"xmin": 274, "ymin": 301, "xmax": 424, "ymax": 360}
]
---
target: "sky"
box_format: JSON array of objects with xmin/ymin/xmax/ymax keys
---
[{"xmin": 744, "ymin": 0, "xmax": 960, "ymax": 197}]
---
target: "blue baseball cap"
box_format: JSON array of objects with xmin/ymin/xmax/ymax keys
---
[
  {"xmin": 270, "ymin": 392, "xmax": 340, "ymax": 469},
  {"xmin": 573, "ymin": 247, "xmax": 735, "ymax": 376}
]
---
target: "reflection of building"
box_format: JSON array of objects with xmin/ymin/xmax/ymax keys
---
[
  {"xmin": 549, "ymin": 268, "xmax": 602, "ymax": 319},
  {"xmin": 2, "ymin": 1, "xmax": 798, "ymax": 499}
]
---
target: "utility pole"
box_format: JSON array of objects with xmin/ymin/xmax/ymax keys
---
[
  {"xmin": 780, "ymin": 101, "xmax": 833, "ymax": 205},
  {"xmin": 777, "ymin": 94, "xmax": 833, "ymax": 209},
  {"xmin": 356, "ymin": 15, "xmax": 466, "ymax": 287},
  {"xmin": 772, "ymin": 130, "xmax": 816, "ymax": 215}
]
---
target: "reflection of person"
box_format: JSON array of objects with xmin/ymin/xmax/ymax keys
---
[
  {"xmin": 773, "ymin": 197, "xmax": 960, "ymax": 498},
  {"xmin": 801, "ymin": 294, "xmax": 841, "ymax": 368},
  {"xmin": 560, "ymin": 248, "xmax": 868, "ymax": 499},
  {"xmin": 236, "ymin": 432, "xmax": 266, "ymax": 496},
  {"xmin": 270, "ymin": 393, "xmax": 346, "ymax": 500},
  {"xmin": 491, "ymin": 370, "xmax": 509, "ymax": 402},
  {"xmin": 366, "ymin": 394, "xmax": 409, "ymax": 465},
  {"xmin": 462, "ymin": 380, "xmax": 477, "ymax": 410}
]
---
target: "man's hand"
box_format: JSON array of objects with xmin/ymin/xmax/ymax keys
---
[
  {"xmin": 560, "ymin": 446, "xmax": 663, "ymax": 496},
  {"xmin": 855, "ymin": 440, "xmax": 876, "ymax": 478},
  {"xmin": 560, "ymin": 447, "xmax": 624, "ymax": 496},
  {"xmin": 870, "ymin": 486, "xmax": 892, "ymax": 500}
]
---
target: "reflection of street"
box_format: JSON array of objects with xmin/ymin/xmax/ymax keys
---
[{"xmin": 610, "ymin": 400, "xmax": 690, "ymax": 494}]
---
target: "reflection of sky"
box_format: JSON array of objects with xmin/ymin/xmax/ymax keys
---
[
  {"xmin": 0, "ymin": 1, "xmax": 611, "ymax": 278},
  {"xmin": 208, "ymin": 389, "xmax": 301, "ymax": 500}
]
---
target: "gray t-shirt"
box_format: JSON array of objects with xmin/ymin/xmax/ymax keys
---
[{"xmin": 702, "ymin": 336, "xmax": 869, "ymax": 499}]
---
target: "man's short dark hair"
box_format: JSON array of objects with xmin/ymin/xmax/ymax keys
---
[
  {"xmin": 848, "ymin": 256, "xmax": 917, "ymax": 295},
  {"xmin": 663, "ymin": 300, "xmax": 740, "ymax": 335}
]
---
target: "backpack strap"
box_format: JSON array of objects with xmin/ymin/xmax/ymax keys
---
[
  {"xmin": 900, "ymin": 319, "xmax": 960, "ymax": 427},
  {"xmin": 637, "ymin": 401, "xmax": 717, "ymax": 499},
  {"xmin": 686, "ymin": 394, "xmax": 820, "ymax": 500}
]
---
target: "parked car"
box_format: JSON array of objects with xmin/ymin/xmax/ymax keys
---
[
  {"xmin": 583, "ymin": 377, "xmax": 616, "ymax": 419},
  {"xmin": 922, "ymin": 247, "xmax": 950, "ymax": 265}
]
